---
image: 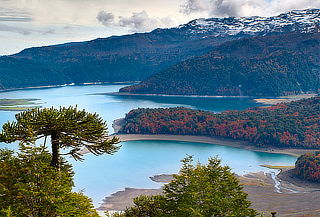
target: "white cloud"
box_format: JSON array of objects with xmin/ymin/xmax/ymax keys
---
[
  {"xmin": 0, "ymin": 7, "xmax": 33, "ymax": 22},
  {"xmin": 180, "ymin": 0, "xmax": 320, "ymax": 17},
  {"xmin": 118, "ymin": 11, "xmax": 176, "ymax": 32},
  {"xmin": 0, "ymin": 23, "xmax": 31, "ymax": 35},
  {"xmin": 0, "ymin": 23, "xmax": 56, "ymax": 35},
  {"xmin": 180, "ymin": 0, "xmax": 209, "ymax": 15},
  {"xmin": 96, "ymin": 11, "xmax": 114, "ymax": 26},
  {"xmin": 96, "ymin": 10, "xmax": 177, "ymax": 32}
]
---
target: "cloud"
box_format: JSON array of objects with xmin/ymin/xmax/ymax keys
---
[
  {"xmin": 208, "ymin": 0, "xmax": 245, "ymax": 17},
  {"xmin": 0, "ymin": 7, "xmax": 33, "ymax": 22},
  {"xmin": 97, "ymin": 10, "xmax": 176, "ymax": 32},
  {"xmin": 119, "ymin": 11, "xmax": 168, "ymax": 32},
  {"xmin": 180, "ymin": 0, "xmax": 210, "ymax": 15},
  {"xmin": 42, "ymin": 29, "xmax": 55, "ymax": 35},
  {"xmin": 180, "ymin": 0, "xmax": 266, "ymax": 17},
  {"xmin": 0, "ymin": 23, "xmax": 56, "ymax": 36},
  {"xmin": 180, "ymin": 0, "xmax": 320, "ymax": 17},
  {"xmin": 96, "ymin": 10, "xmax": 114, "ymax": 26},
  {"xmin": 0, "ymin": 17, "xmax": 33, "ymax": 22},
  {"xmin": 0, "ymin": 24, "xmax": 31, "ymax": 35},
  {"xmin": 180, "ymin": 0, "xmax": 248, "ymax": 17},
  {"xmin": 119, "ymin": 11, "xmax": 176, "ymax": 32}
]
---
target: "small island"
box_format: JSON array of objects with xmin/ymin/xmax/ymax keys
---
[{"xmin": 0, "ymin": 98, "xmax": 41, "ymax": 111}]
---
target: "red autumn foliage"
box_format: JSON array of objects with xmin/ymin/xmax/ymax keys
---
[{"xmin": 120, "ymin": 97, "xmax": 320, "ymax": 148}]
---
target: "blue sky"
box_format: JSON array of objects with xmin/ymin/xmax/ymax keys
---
[{"xmin": 1, "ymin": 0, "xmax": 319, "ymax": 55}]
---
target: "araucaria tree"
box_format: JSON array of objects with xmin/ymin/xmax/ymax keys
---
[{"xmin": 0, "ymin": 106, "xmax": 119, "ymax": 168}]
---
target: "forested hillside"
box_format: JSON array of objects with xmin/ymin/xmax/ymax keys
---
[
  {"xmin": 120, "ymin": 33, "xmax": 320, "ymax": 96},
  {"xmin": 295, "ymin": 152, "xmax": 320, "ymax": 182},
  {"xmin": 0, "ymin": 28, "xmax": 231, "ymax": 90},
  {"xmin": 0, "ymin": 57, "xmax": 69, "ymax": 89},
  {"xmin": 119, "ymin": 97, "xmax": 320, "ymax": 149},
  {"xmin": 10, "ymin": 31, "xmax": 222, "ymax": 83}
]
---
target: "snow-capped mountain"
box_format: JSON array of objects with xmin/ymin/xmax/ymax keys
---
[{"xmin": 177, "ymin": 9, "xmax": 320, "ymax": 37}]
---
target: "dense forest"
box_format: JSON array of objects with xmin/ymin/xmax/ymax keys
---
[
  {"xmin": 295, "ymin": 152, "xmax": 320, "ymax": 182},
  {"xmin": 0, "ymin": 56, "xmax": 69, "ymax": 89},
  {"xmin": 119, "ymin": 97, "xmax": 320, "ymax": 149},
  {"xmin": 121, "ymin": 33, "xmax": 320, "ymax": 96}
]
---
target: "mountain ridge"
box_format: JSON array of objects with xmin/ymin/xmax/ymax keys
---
[
  {"xmin": 0, "ymin": 8, "xmax": 319, "ymax": 90},
  {"xmin": 179, "ymin": 8, "xmax": 320, "ymax": 37}
]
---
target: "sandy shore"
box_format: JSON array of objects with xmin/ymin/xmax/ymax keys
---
[
  {"xmin": 99, "ymin": 170, "xmax": 320, "ymax": 216},
  {"xmin": 98, "ymin": 187, "xmax": 163, "ymax": 211},
  {"xmin": 241, "ymin": 170, "xmax": 320, "ymax": 216},
  {"xmin": 150, "ymin": 174, "xmax": 174, "ymax": 183},
  {"xmin": 254, "ymin": 93, "xmax": 317, "ymax": 105},
  {"xmin": 116, "ymin": 134, "xmax": 319, "ymax": 157}
]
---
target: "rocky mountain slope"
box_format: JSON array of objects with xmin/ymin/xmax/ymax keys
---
[{"xmin": 181, "ymin": 8, "xmax": 320, "ymax": 37}]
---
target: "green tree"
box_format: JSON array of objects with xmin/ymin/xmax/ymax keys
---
[
  {"xmin": 110, "ymin": 195, "xmax": 166, "ymax": 217},
  {"xmin": 117, "ymin": 156, "xmax": 258, "ymax": 217},
  {"xmin": 0, "ymin": 106, "xmax": 120, "ymax": 168},
  {"xmin": 0, "ymin": 145, "xmax": 99, "ymax": 217}
]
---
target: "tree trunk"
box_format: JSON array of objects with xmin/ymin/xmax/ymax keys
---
[{"xmin": 51, "ymin": 133, "xmax": 60, "ymax": 169}]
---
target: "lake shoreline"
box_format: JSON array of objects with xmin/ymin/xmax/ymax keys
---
[
  {"xmin": 1, "ymin": 84, "xmax": 315, "ymax": 107},
  {"xmin": 0, "ymin": 81, "xmax": 136, "ymax": 93},
  {"xmin": 107, "ymin": 92, "xmax": 317, "ymax": 105},
  {"xmin": 107, "ymin": 91, "xmax": 252, "ymax": 98},
  {"xmin": 254, "ymin": 93, "xmax": 317, "ymax": 105},
  {"xmin": 115, "ymin": 134, "xmax": 319, "ymax": 157}
]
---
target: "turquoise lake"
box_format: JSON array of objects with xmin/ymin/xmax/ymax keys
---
[{"xmin": 0, "ymin": 84, "xmax": 297, "ymax": 206}]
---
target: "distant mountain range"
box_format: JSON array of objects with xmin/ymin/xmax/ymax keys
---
[{"xmin": 0, "ymin": 9, "xmax": 319, "ymax": 94}]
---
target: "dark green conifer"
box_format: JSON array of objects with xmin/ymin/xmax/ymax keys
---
[{"xmin": 0, "ymin": 106, "xmax": 120, "ymax": 168}]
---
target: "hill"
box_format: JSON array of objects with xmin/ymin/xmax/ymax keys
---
[
  {"xmin": 120, "ymin": 32, "xmax": 320, "ymax": 96},
  {"xmin": 1, "ymin": 9, "xmax": 320, "ymax": 90},
  {"xmin": 295, "ymin": 152, "xmax": 320, "ymax": 182},
  {"xmin": 119, "ymin": 97, "xmax": 320, "ymax": 149}
]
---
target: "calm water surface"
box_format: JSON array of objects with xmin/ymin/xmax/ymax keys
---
[{"xmin": 0, "ymin": 84, "xmax": 296, "ymax": 206}]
